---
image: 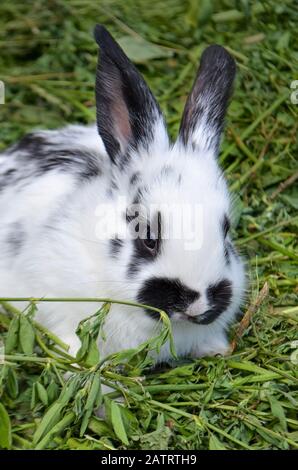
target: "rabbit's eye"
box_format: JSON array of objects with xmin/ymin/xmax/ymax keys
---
[
  {"xmin": 137, "ymin": 224, "xmax": 159, "ymax": 257},
  {"xmin": 134, "ymin": 213, "xmax": 161, "ymax": 259},
  {"xmin": 142, "ymin": 224, "xmax": 158, "ymax": 254},
  {"xmin": 143, "ymin": 237, "xmax": 158, "ymax": 252}
]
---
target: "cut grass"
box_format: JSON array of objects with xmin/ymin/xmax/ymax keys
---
[{"xmin": 0, "ymin": 0, "xmax": 297, "ymax": 450}]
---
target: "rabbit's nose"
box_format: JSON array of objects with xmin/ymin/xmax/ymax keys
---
[{"xmin": 186, "ymin": 297, "xmax": 209, "ymax": 318}]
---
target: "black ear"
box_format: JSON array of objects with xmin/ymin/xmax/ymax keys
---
[
  {"xmin": 94, "ymin": 25, "xmax": 167, "ymax": 164},
  {"xmin": 179, "ymin": 45, "xmax": 236, "ymax": 154}
]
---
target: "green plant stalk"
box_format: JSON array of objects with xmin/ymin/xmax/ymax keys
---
[
  {"xmin": 237, "ymin": 216, "xmax": 298, "ymax": 246},
  {"xmin": 258, "ymin": 237, "xmax": 298, "ymax": 261},
  {"xmin": 242, "ymin": 416, "xmax": 298, "ymax": 449},
  {"xmin": 35, "ymin": 411, "xmax": 76, "ymax": 450},
  {"xmin": 220, "ymin": 91, "xmax": 289, "ymax": 164}
]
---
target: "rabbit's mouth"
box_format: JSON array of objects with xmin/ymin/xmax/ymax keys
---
[
  {"xmin": 190, "ymin": 309, "xmax": 220, "ymax": 324},
  {"xmin": 142, "ymin": 308, "xmax": 203, "ymax": 323},
  {"xmin": 171, "ymin": 312, "xmax": 199, "ymax": 323},
  {"xmin": 170, "ymin": 309, "xmax": 221, "ymax": 325}
]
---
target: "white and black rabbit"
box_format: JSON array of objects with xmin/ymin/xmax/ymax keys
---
[{"xmin": 0, "ymin": 25, "xmax": 246, "ymax": 361}]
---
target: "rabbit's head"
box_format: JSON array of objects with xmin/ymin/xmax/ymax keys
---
[{"xmin": 94, "ymin": 25, "xmax": 245, "ymax": 330}]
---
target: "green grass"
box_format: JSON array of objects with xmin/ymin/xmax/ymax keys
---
[{"xmin": 0, "ymin": 0, "xmax": 297, "ymax": 450}]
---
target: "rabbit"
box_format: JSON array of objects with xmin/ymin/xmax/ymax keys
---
[{"xmin": 0, "ymin": 25, "xmax": 246, "ymax": 363}]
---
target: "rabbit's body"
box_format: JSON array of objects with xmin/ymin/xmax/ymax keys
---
[
  {"xmin": 0, "ymin": 26, "xmax": 246, "ymax": 361},
  {"xmin": 0, "ymin": 124, "xmax": 111, "ymax": 350}
]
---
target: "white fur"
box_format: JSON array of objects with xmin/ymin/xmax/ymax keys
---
[{"xmin": 0, "ymin": 119, "xmax": 245, "ymax": 361}]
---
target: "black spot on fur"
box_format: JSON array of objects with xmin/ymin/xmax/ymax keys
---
[
  {"xmin": 3, "ymin": 169, "xmax": 16, "ymax": 178},
  {"xmin": 126, "ymin": 204, "xmax": 140, "ymax": 224},
  {"xmin": 3, "ymin": 133, "xmax": 102, "ymax": 181},
  {"xmin": 125, "ymin": 188, "xmax": 144, "ymax": 224},
  {"xmin": 224, "ymin": 245, "xmax": 230, "ymax": 264},
  {"xmin": 222, "ymin": 214, "xmax": 230, "ymax": 238},
  {"xmin": 0, "ymin": 168, "xmax": 17, "ymax": 192},
  {"xmin": 221, "ymin": 214, "xmax": 231, "ymax": 264},
  {"xmin": 137, "ymin": 277, "xmax": 200, "ymax": 320},
  {"xmin": 130, "ymin": 172, "xmax": 140, "ymax": 186},
  {"xmin": 11, "ymin": 133, "xmax": 45, "ymax": 154},
  {"xmin": 227, "ymin": 240, "xmax": 238, "ymax": 259},
  {"xmin": 6, "ymin": 222, "xmax": 25, "ymax": 256},
  {"xmin": 197, "ymin": 279, "xmax": 232, "ymax": 324},
  {"xmin": 40, "ymin": 150, "xmax": 101, "ymax": 179},
  {"xmin": 110, "ymin": 237, "xmax": 123, "ymax": 257},
  {"xmin": 133, "ymin": 187, "xmax": 144, "ymax": 205}
]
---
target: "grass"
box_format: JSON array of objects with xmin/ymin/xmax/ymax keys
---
[{"xmin": 0, "ymin": 0, "xmax": 297, "ymax": 450}]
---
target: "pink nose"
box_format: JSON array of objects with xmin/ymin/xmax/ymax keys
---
[{"xmin": 186, "ymin": 298, "xmax": 209, "ymax": 317}]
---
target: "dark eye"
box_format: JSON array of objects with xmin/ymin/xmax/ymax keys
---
[
  {"xmin": 136, "ymin": 224, "xmax": 159, "ymax": 257},
  {"xmin": 134, "ymin": 212, "xmax": 162, "ymax": 260},
  {"xmin": 143, "ymin": 237, "xmax": 158, "ymax": 252},
  {"xmin": 142, "ymin": 226, "xmax": 158, "ymax": 255}
]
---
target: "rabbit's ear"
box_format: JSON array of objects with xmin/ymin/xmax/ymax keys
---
[
  {"xmin": 179, "ymin": 45, "xmax": 236, "ymax": 155},
  {"xmin": 94, "ymin": 25, "xmax": 168, "ymax": 164}
]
